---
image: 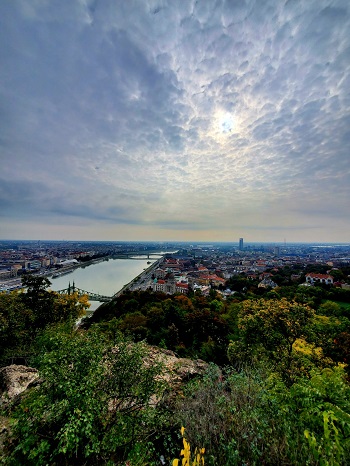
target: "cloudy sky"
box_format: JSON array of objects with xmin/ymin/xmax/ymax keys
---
[{"xmin": 1, "ymin": 0, "xmax": 350, "ymax": 243}]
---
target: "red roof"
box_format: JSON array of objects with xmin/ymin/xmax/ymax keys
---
[
  {"xmin": 306, "ymin": 273, "xmax": 332, "ymax": 279},
  {"xmin": 200, "ymin": 274, "xmax": 225, "ymax": 282}
]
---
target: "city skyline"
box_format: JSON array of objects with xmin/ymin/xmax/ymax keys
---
[{"xmin": 1, "ymin": 1, "xmax": 350, "ymax": 243}]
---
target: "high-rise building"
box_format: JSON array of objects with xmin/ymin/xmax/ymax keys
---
[{"xmin": 239, "ymin": 238, "xmax": 244, "ymax": 251}]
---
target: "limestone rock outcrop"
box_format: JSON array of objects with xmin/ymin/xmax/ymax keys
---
[
  {"xmin": 0, "ymin": 365, "xmax": 39, "ymax": 406},
  {"xmin": 145, "ymin": 346, "xmax": 209, "ymax": 387},
  {"xmin": 0, "ymin": 348, "xmax": 208, "ymax": 409}
]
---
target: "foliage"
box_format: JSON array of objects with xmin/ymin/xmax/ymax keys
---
[
  {"xmin": 236, "ymin": 298, "xmax": 315, "ymax": 383},
  {"xmin": 319, "ymin": 301, "xmax": 343, "ymax": 317},
  {"xmin": 3, "ymin": 326, "xmax": 167, "ymax": 465},
  {"xmin": 332, "ymin": 332, "xmax": 350, "ymax": 373},
  {"xmin": 173, "ymin": 427, "xmax": 205, "ymax": 466},
  {"xmin": 20, "ymin": 275, "xmax": 55, "ymax": 328},
  {"xmin": 0, "ymin": 291, "xmax": 35, "ymax": 363},
  {"xmin": 305, "ymin": 412, "xmax": 344, "ymax": 466},
  {"xmin": 21, "ymin": 275, "xmax": 88, "ymax": 327},
  {"xmin": 293, "ymin": 367, "xmax": 350, "ymax": 465},
  {"xmin": 86, "ymin": 290, "xmax": 230, "ymax": 364},
  {"xmin": 0, "ymin": 275, "xmax": 89, "ymax": 365},
  {"xmin": 2, "ymin": 276, "xmax": 350, "ymax": 466},
  {"xmin": 173, "ymin": 363, "xmax": 350, "ymax": 466},
  {"xmin": 175, "ymin": 364, "xmax": 294, "ymax": 465}
]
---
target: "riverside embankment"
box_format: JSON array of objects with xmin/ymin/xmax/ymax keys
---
[{"xmin": 50, "ymin": 255, "xmax": 163, "ymax": 311}]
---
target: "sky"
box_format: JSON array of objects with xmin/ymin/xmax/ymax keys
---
[{"xmin": 1, "ymin": 0, "xmax": 350, "ymax": 243}]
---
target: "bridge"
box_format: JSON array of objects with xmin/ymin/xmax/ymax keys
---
[
  {"xmin": 55, "ymin": 282, "xmax": 112, "ymax": 302},
  {"xmin": 112, "ymin": 252, "xmax": 165, "ymax": 260},
  {"xmin": 55, "ymin": 258, "xmax": 163, "ymax": 302}
]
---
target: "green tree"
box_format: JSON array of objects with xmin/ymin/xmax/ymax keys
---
[
  {"xmin": 20, "ymin": 275, "xmax": 56, "ymax": 328},
  {"xmin": 319, "ymin": 301, "xmax": 342, "ymax": 317},
  {"xmin": 4, "ymin": 326, "xmax": 166, "ymax": 465},
  {"xmin": 118, "ymin": 311, "xmax": 148, "ymax": 340},
  {"xmin": 0, "ymin": 283, "xmax": 89, "ymax": 364},
  {"xmin": 292, "ymin": 367, "xmax": 350, "ymax": 465},
  {"xmin": 237, "ymin": 298, "xmax": 315, "ymax": 383},
  {"xmin": 0, "ymin": 291, "xmax": 34, "ymax": 363},
  {"xmin": 20, "ymin": 275, "xmax": 88, "ymax": 328}
]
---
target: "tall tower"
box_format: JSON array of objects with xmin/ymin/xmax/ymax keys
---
[{"xmin": 239, "ymin": 238, "xmax": 244, "ymax": 251}]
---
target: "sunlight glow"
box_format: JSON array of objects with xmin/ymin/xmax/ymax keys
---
[
  {"xmin": 218, "ymin": 112, "xmax": 235, "ymax": 133},
  {"xmin": 208, "ymin": 110, "xmax": 239, "ymax": 142}
]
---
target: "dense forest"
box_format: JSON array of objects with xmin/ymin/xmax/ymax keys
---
[{"xmin": 1, "ymin": 272, "xmax": 350, "ymax": 465}]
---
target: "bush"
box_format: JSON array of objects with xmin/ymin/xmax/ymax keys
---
[{"xmin": 3, "ymin": 325, "xmax": 167, "ymax": 465}]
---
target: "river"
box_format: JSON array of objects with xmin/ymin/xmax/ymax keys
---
[{"xmin": 49, "ymin": 256, "xmax": 162, "ymax": 311}]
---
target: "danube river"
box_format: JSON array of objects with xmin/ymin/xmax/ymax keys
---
[{"xmin": 49, "ymin": 256, "xmax": 161, "ymax": 311}]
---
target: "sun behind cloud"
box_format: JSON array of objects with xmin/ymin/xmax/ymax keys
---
[
  {"xmin": 208, "ymin": 110, "xmax": 240, "ymax": 143},
  {"xmin": 218, "ymin": 111, "xmax": 235, "ymax": 133}
]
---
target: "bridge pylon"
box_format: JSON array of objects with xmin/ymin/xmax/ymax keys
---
[{"xmin": 55, "ymin": 284, "xmax": 112, "ymax": 302}]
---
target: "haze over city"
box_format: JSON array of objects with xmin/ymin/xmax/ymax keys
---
[{"xmin": 1, "ymin": 0, "xmax": 349, "ymax": 243}]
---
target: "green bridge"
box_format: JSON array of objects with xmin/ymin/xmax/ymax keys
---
[{"xmin": 56, "ymin": 282, "xmax": 112, "ymax": 302}]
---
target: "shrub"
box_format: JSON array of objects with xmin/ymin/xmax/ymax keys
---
[{"xmin": 3, "ymin": 326, "xmax": 167, "ymax": 465}]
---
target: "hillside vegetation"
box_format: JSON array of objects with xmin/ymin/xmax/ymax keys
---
[{"xmin": 0, "ymin": 275, "xmax": 350, "ymax": 465}]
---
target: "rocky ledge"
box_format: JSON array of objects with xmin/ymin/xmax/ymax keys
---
[
  {"xmin": 0, "ymin": 365, "xmax": 39, "ymax": 407},
  {"xmin": 145, "ymin": 346, "xmax": 209, "ymax": 386},
  {"xmin": 0, "ymin": 347, "xmax": 208, "ymax": 407}
]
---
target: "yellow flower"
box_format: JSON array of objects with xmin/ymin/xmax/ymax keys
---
[{"xmin": 173, "ymin": 426, "xmax": 205, "ymax": 466}]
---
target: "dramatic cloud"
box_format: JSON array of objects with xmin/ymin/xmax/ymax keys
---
[{"xmin": 1, "ymin": 0, "xmax": 349, "ymax": 242}]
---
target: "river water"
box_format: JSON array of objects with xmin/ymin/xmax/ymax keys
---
[{"xmin": 49, "ymin": 256, "xmax": 161, "ymax": 311}]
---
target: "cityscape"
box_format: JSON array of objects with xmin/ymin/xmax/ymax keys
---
[{"xmin": 1, "ymin": 239, "xmax": 349, "ymax": 296}]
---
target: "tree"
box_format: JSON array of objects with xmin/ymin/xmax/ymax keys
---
[
  {"xmin": 5, "ymin": 326, "xmax": 166, "ymax": 465},
  {"xmin": 51, "ymin": 292, "xmax": 90, "ymax": 323},
  {"xmin": 20, "ymin": 275, "xmax": 88, "ymax": 328},
  {"xmin": 237, "ymin": 298, "xmax": 315, "ymax": 382},
  {"xmin": 0, "ymin": 277, "xmax": 89, "ymax": 364},
  {"xmin": 318, "ymin": 301, "xmax": 342, "ymax": 317},
  {"xmin": 0, "ymin": 291, "xmax": 34, "ymax": 363},
  {"xmin": 20, "ymin": 275, "xmax": 56, "ymax": 328},
  {"xmin": 292, "ymin": 367, "xmax": 350, "ymax": 465},
  {"xmin": 118, "ymin": 311, "xmax": 148, "ymax": 340},
  {"xmin": 331, "ymin": 331, "xmax": 350, "ymax": 373}
]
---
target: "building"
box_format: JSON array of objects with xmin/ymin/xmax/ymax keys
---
[
  {"xmin": 152, "ymin": 279, "xmax": 176, "ymax": 294},
  {"xmin": 29, "ymin": 260, "xmax": 41, "ymax": 270},
  {"xmin": 258, "ymin": 278, "xmax": 278, "ymax": 289},
  {"xmin": 239, "ymin": 238, "xmax": 244, "ymax": 251},
  {"xmin": 305, "ymin": 273, "xmax": 333, "ymax": 285},
  {"xmin": 175, "ymin": 282, "xmax": 189, "ymax": 294},
  {"xmin": 0, "ymin": 269, "xmax": 17, "ymax": 279}
]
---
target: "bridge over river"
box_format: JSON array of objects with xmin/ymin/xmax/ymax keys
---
[
  {"xmin": 56, "ymin": 282, "xmax": 112, "ymax": 302},
  {"xmin": 55, "ymin": 256, "xmax": 163, "ymax": 303}
]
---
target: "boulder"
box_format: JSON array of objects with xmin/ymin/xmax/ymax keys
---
[
  {"xmin": 108, "ymin": 345, "xmax": 209, "ymax": 410},
  {"xmin": 145, "ymin": 346, "xmax": 209, "ymax": 387},
  {"xmin": 0, "ymin": 365, "xmax": 39, "ymax": 406}
]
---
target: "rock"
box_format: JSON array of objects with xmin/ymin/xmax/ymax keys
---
[
  {"xmin": 145, "ymin": 346, "xmax": 209, "ymax": 387},
  {"xmin": 108, "ymin": 345, "xmax": 209, "ymax": 410},
  {"xmin": 0, "ymin": 365, "xmax": 39, "ymax": 406}
]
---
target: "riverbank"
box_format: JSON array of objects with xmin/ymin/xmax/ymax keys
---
[
  {"xmin": 79, "ymin": 258, "xmax": 163, "ymax": 317},
  {"xmin": 112, "ymin": 258, "xmax": 161, "ymax": 298},
  {"xmin": 0, "ymin": 254, "xmax": 163, "ymax": 293},
  {"xmin": 48, "ymin": 255, "xmax": 165, "ymax": 313}
]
